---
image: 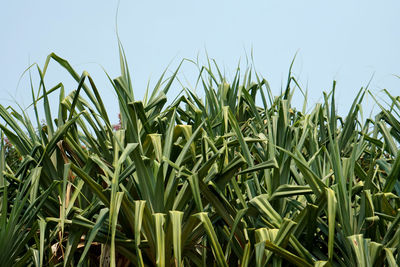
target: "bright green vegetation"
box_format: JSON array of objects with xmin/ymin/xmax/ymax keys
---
[{"xmin": 1, "ymin": 46, "xmax": 400, "ymax": 267}]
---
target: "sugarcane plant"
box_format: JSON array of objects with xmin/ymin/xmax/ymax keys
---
[{"xmin": 0, "ymin": 44, "xmax": 400, "ymax": 267}]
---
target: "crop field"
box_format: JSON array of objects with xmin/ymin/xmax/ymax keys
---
[{"xmin": 0, "ymin": 47, "xmax": 400, "ymax": 266}]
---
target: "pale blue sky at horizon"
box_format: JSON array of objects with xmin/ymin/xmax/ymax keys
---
[{"xmin": 1, "ymin": 1, "xmax": 399, "ymax": 121}]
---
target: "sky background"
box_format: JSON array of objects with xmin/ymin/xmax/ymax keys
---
[{"xmin": 0, "ymin": 1, "xmax": 399, "ymax": 121}]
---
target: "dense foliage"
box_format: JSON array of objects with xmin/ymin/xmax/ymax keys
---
[{"xmin": 1, "ymin": 47, "xmax": 400, "ymax": 266}]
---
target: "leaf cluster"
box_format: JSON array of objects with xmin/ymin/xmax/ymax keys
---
[{"xmin": 1, "ymin": 49, "xmax": 400, "ymax": 267}]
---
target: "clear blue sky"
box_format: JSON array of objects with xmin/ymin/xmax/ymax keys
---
[{"xmin": 1, "ymin": 1, "xmax": 399, "ymax": 121}]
